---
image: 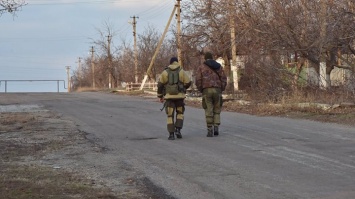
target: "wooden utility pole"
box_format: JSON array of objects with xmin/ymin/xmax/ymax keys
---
[
  {"xmin": 130, "ymin": 16, "xmax": 139, "ymax": 83},
  {"xmin": 176, "ymin": 0, "xmax": 183, "ymax": 68},
  {"xmin": 107, "ymin": 35, "xmax": 112, "ymax": 89},
  {"xmin": 78, "ymin": 57, "xmax": 82, "ymax": 88},
  {"xmin": 229, "ymin": 0, "xmax": 238, "ymax": 92},
  {"xmin": 140, "ymin": 5, "xmax": 178, "ymax": 90},
  {"xmin": 90, "ymin": 46, "xmax": 95, "ymax": 89},
  {"xmin": 66, "ymin": 66, "xmax": 71, "ymax": 92}
]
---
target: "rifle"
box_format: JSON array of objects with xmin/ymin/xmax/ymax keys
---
[{"xmin": 160, "ymin": 100, "xmax": 167, "ymax": 111}]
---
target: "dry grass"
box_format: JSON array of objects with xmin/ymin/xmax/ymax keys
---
[
  {"xmin": 0, "ymin": 112, "xmax": 119, "ymax": 199},
  {"xmin": 112, "ymin": 90, "xmax": 146, "ymax": 96},
  {"xmin": 0, "ymin": 164, "xmax": 117, "ymax": 199},
  {"xmin": 184, "ymin": 94, "xmax": 355, "ymax": 127},
  {"xmin": 75, "ymin": 87, "xmax": 101, "ymax": 92}
]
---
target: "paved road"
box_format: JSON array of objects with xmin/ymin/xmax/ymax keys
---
[{"xmin": 3, "ymin": 92, "xmax": 355, "ymax": 199}]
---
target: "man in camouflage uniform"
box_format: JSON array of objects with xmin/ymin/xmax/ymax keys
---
[
  {"xmin": 195, "ymin": 52, "xmax": 227, "ymax": 137},
  {"xmin": 157, "ymin": 57, "xmax": 192, "ymax": 140}
]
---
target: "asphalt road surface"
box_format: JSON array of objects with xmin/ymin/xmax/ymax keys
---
[{"xmin": 3, "ymin": 92, "xmax": 355, "ymax": 199}]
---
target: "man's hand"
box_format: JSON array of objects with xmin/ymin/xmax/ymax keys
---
[{"xmin": 159, "ymin": 98, "xmax": 164, "ymax": 103}]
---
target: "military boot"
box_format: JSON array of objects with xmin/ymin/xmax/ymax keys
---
[
  {"xmin": 168, "ymin": 132, "xmax": 175, "ymax": 140},
  {"xmin": 175, "ymin": 128, "xmax": 182, "ymax": 139},
  {"xmin": 207, "ymin": 127, "xmax": 213, "ymax": 137},
  {"xmin": 214, "ymin": 126, "xmax": 219, "ymax": 136}
]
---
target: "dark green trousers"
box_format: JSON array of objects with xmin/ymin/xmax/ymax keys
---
[{"xmin": 202, "ymin": 88, "xmax": 222, "ymax": 127}]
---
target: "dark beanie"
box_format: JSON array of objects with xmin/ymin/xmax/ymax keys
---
[
  {"xmin": 204, "ymin": 52, "xmax": 213, "ymax": 60},
  {"xmin": 170, "ymin": 57, "xmax": 178, "ymax": 64}
]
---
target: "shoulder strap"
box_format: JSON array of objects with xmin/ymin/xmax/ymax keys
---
[
  {"xmin": 167, "ymin": 67, "xmax": 181, "ymax": 85},
  {"xmin": 205, "ymin": 64, "xmax": 221, "ymax": 81}
]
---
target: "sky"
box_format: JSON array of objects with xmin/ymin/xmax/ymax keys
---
[{"xmin": 0, "ymin": 0, "xmax": 176, "ymax": 92}]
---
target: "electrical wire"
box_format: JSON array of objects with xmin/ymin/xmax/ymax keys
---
[
  {"xmin": 1, "ymin": 1, "xmax": 175, "ymax": 42},
  {"xmin": 27, "ymin": 0, "xmax": 123, "ymax": 6},
  {"xmin": 1, "ymin": 0, "xmax": 179, "ymax": 73},
  {"xmin": 27, "ymin": 0, "xmax": 170, "ymax": 6},
  {"xmin": 140, "ymin": 2, "xmax": 173, "ymax": 20},
  {"xmin": 137, "ymin": 0, "xmax": 172, "ymax": 17}
]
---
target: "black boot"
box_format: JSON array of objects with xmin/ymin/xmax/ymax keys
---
[
  {"xmin": 168, "ymin": 132, "xmax": 175, "ymax": 140},
  {"xmin": 175, "ymin": 128, "xmax": 182, "ymax": 139},
  {"xmin": 207, "ymin": 127, "xmax": 213, "ymax": 137},
  {"xmin": 214, "ymin": 126, "xmax": 219, "ymax": 136}
]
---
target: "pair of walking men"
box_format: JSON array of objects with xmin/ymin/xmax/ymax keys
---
[{"xmin": 157, "ymin": 52, "xmax": 227, "ymax": 140}]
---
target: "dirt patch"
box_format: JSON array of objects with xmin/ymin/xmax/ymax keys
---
[
  {"xmin": 184, "ymin": 99, "xmax": 355, "ymax": 127},
  {"xmin": 0, "ymin": 108, "xmax": 175, "ymax": 199}
]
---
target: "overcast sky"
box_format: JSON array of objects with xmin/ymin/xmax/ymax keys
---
[{"xmin": 0, "ymin": 0, "xmax": 176, "ymax": 92}]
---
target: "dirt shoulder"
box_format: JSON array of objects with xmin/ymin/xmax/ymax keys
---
[
  {"xmin": 184, "ymin": 98, "xmax": 355, "ymax": 128},
  {"xmin": 0, "ymin": 105, "xmax": 175, "ymax": 199}
]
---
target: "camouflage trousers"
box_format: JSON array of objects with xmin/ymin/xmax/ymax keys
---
[
  {"xmin": 165, "ymin": 99, "xmax": 185, "ymax": 133},
  {"xmin": 202, "ymin": 88, "xmax": 222, "ymax": 127}
]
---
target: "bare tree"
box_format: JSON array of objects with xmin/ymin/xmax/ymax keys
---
[
  {"xmin": 181, "ymin": 0, "xmax": 355, "ymax": 101},
  {"xmin": 0, "ymin": 0, "xmax": 26, "ymax": 16},
  {"xmin": 116, "ymin": 42, "xmax": 135, "ymax": 84},
  {"xmin": 74, "ymin": 24, "xmax": 176, "ymax": 88},
  {"xmin": 91, "ymin": 20, "xmax": 119, "ymax": 88},
  {"xmin": 75, "ymin": 0, "xmax": 355, "ymax": 100},
  {"xmin": 182, "ymin": 2, "xmax": 229, "ymax": 53},
  {"xmin": 237, "ymin": 0, "xmax": 355, "ymax": 87},
  {"xmin": 182, "ymin": 0, "xmax": 249, "ymax": 92},
  {"xmin": 70, "ymin": 20, "xmax": 119, "ymax": 90},
  {"xmin": 137, "ymin": 25, "xmax": 175, "ymax": 81}
]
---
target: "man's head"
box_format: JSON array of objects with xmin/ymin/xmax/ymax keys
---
[
  {"xmin": 170, "ymin": 57, "xmax": 178, "ymax": 64},
  {"xmin": 204, "ymin": 52, "xmax": 213, "ymax": 60}
]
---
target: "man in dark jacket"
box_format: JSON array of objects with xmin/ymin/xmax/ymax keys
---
[
  {"xmin": 157, "ymin": 57, "xmax": 192, "ymax": 140},
  {"xmin": 195, "ymin": 52, "xmax": 227, "ymax": 137}
]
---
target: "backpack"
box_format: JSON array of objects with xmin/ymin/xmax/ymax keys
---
[{"xmin": 165, "ymin": 67, "xmax": 183, "ymax": 95}]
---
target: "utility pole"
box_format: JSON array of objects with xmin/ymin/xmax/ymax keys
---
[
  {"xmin": 90, "ymin": 46, "xmax": 95, "ymax": 89},
  {"xmin": 78, "ymin": 57, "xmax": 82, "ymax": 88},
  {"xmin": 107, "ymin": 35, "xmax": 112, "ymax": 89},
  {"xmin": 66, "ymin": 66, "xmax": 71, "ymax": 92},
  {"xmin": 130, "ymin": 16, "xmax": 139, "ymax": 83},
  {"xmin": 140, "ymin": 5, "xmax": 178, "ymax": 90},
  {"xmin": 176, "ymin": 0, "xmax": 183, "ymax": 68},
  {"xmin": 229, "ymin": 0, "xmax": 238, "ymax": 92}
]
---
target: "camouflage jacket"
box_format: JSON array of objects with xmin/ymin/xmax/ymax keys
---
[
  {"xmin": 195, "ymin": 59, "xmax": 227, "ymax": 92},
  {"xmin": 157, "ymin": 62, "xmax": 192, "ymax": 99}
]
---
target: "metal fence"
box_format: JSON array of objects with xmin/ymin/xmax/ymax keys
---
[{"xmin": 0, "ymin": 80, "xmax": 67, "ymax": 93}]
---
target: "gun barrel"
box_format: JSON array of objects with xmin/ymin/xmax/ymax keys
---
[{"xmin": 160, "ymin": 101, "xmax": 167, "ymax": 111}]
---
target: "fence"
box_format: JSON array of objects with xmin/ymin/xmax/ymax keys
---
[
  {"xmin": 0, "ymin": 80, "xmax": 67, "ymax": 93},
  {"xmin": 125, "ymin": 82, "xmax": 157, "ymax": 91}
]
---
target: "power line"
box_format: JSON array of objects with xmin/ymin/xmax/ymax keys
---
[
  {"xmin": 137, "ymin": 0, "xmax": 172, "ymax": 16},
  {"xmin": 0, "ymin": 66, "xmax": 65, "ymax": 70},
  {"xmin": 140, "ymin": 3, "xmax": 173, "ymax": 20},
  {"xmin": 27, "ymin": 0, "xmax": 173, "ymax": 6},
  {"xmin": 27, "ymin": 0, "xmax": 123, "ymax": 6},
  {"xmin": 0, "ymin": 36, "xmax": 89, "ymax": 42}
]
